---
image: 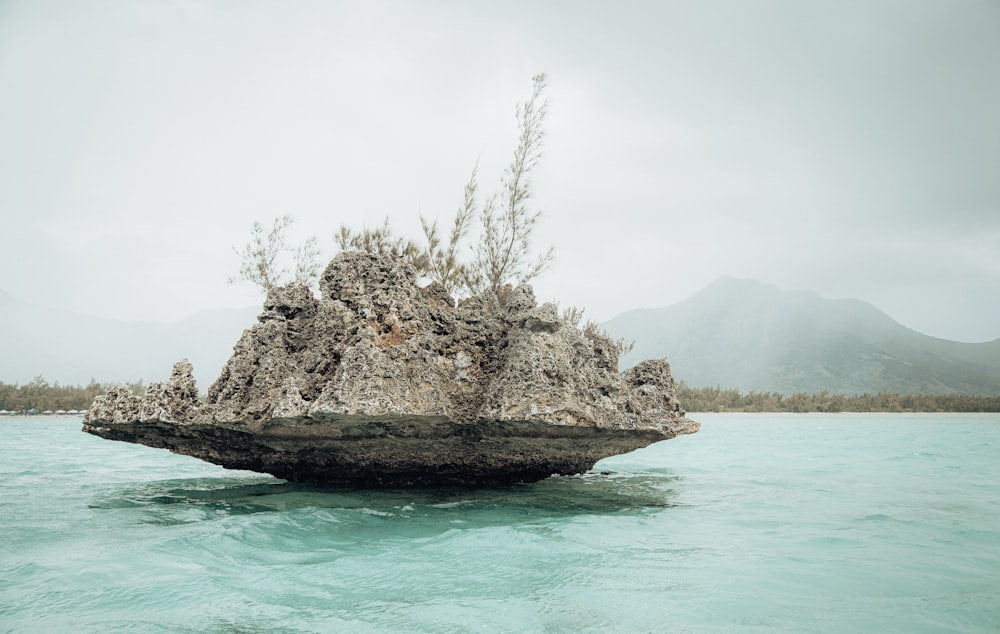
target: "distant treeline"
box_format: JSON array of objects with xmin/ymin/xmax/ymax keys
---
[
  {"xmin": 677, "ymin": 382, "xmax": 1000, "ymax": 413},
  {"xmin": 3, "ymin": 376, "xmax": 999, "ymax": 414},
  {"xmin": 0, "ymin": 377, "xmax": 145, "ymax": 412}
]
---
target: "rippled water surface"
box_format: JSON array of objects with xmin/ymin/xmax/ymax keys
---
[{"xmin": 2, "ymin": 414, "xmax": 999, "ymax": 632}]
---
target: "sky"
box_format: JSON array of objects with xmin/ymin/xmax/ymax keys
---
[{"xmin": 2, "ymin": 0, "xmax": 998, "ymax": 342}]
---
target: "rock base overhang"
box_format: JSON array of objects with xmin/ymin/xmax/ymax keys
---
[{"xmin": 83, "ymin": 414, "xmax": 699, "ymax": 486}]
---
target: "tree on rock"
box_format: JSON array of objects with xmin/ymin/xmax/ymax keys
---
[
  {"xmin": 467, "ymin": 72, "xmax": 554, "ymax": 299},
  {"xmin": 231, "ymin": 73, "xmax": 555, "ymax": 305},
  {"xmin": 230, "ymin": 215, "xmax": 320, "ymax": 294},
  {"xmin": 421, "ymin": 72, "xmax": 555, "ymax": 302}
]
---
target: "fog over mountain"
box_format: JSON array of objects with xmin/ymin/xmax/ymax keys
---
[
  {"xmin": 0, "ymin": 289, "xmax": 256, "ymax": 389},
  {"xmin": 603, "ymin": 278, "xmax": 1000, "ymax": 397},
  {"xmin": 2, "ymin": 2, "xmax": 998, "ymax": 344},
  {"xmin": 4, "ymin": 278, "xmax": 1000, "ymax": 397}
]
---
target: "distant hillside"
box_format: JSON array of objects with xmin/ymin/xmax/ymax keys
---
[
  {"xmin": 603, "ymin": 277, "xmax": 1000, "ymax": 396},
  {"xmin": 0, "ymin": 290, "xmax": 258, "ymax": 390}
]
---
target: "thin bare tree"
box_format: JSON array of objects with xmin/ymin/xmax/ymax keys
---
[
  {"xmin": 469, "ymin": 73, "xmax": 555, "ymax": 300},
  {"xmin": 230, "ymin": 215, "xmax": 320, "ymax": 294},
  {"xmin": 323, "ymin": 74, "xmax": 556, "ymax": 304},
  {"xmin": 293, "ymin": 235, "xmax": 322, "ymax": 285},
  {"xmin": 420, "ymin": 162, "xmax": 478, "ymax": 299}
]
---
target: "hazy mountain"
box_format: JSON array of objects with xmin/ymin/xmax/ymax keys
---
[
  {"xmin": 8, "ymin": 278, "xmax": 999, "ymax": 397},
  {"xmin": 603, "ymin": 277, "xmax": 1000, "ymax": 396},
  {"xmin": 0, "ymin": 290, "xmax": 258, "ymax": 390}
]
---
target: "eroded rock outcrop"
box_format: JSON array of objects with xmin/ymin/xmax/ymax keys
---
[{"xmin": 84, "ymin": 252, "xmax": 698, "ymax": 486}]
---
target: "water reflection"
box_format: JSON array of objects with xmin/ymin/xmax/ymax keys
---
[{"xmin": 90, "ymin": 469, "xmax": 682, "ymax": 528}]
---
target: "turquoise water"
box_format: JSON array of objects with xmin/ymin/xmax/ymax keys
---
[{"xmin": 2, "ymin": 414, "xmax": 999, "ymax": 633}]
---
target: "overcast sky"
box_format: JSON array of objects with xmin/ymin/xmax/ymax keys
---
[{"xmin": 2, "ymin": 0, "xmax": 998, "ymax": 342}]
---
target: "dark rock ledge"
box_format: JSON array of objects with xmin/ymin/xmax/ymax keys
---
[{"xmin": 83, "ymin": 252, "xmax": 699, "ymax": 486}]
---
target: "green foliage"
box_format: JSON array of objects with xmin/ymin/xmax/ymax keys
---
[
  {"xmin": 0, "ymin": 377, "xmax": 146, "ymax": 412},
  {"xmin": 676, "ymin": 382, "xmax": 1000, "ymax": 413}
]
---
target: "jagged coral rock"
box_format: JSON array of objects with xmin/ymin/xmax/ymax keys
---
[
  {"xmin": 87, "ymin": 384, "xmax": 142, "ymax": 425},
  {"xmin": 84, "ymin": 252, "xmax": 698, "ymax": 486},
  {"xmin": 87, "ymin": 360, "xmax": 200, "ymax": 425}
]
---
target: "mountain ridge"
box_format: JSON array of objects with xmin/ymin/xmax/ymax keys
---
[
  {"xmin": 4, "ymin": 280, "xmax": 999, "ymax": 397},
  {"xmin": 603, "ymin": 277, "xmax": 1000, "ymax": 396}
]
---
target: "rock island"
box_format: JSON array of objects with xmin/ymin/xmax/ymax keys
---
[{"xmin": 83, "ymin": 252, "xmax": 698, "ymax": 486}]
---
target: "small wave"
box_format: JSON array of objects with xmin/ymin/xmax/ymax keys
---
[{"xmin": 857, "ymin": 512, "xmax": 909, "ymax": 524}]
